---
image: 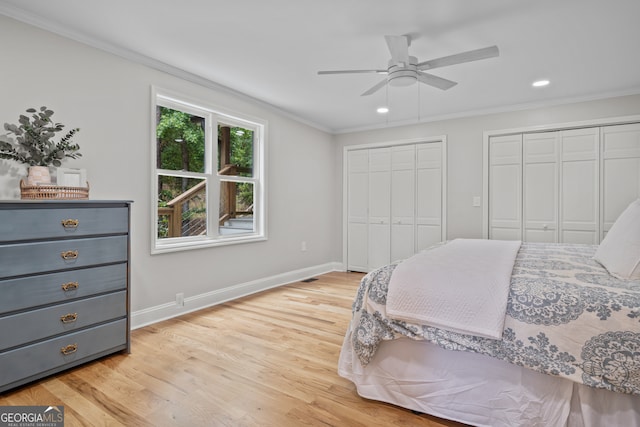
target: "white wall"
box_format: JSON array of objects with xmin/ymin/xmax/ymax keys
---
[
  {"xmin": 334, "ymin": 94, "xmax": 640, "ymax": 241},
  {"xmin": 0, "ymin": 16, "xmax": 341, "ymax": 327}
]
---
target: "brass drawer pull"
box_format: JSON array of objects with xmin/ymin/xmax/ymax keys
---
[
  {"xmin": 60, "ymin": 313, "xmax": 78, "ymax": 323},
  {"xmin": 60, "ymin": 343, "xmax": 78, "ymax": 355},
  {"xmin": 61, "ymin": 281, "xmax": 79, "ymax": 291},
  {"xmin": 61, "ymin": 219, "xmax": 79, "ymax": 228},
  {"xmin": 61, "ymin": 250, "xmax": 79, "ymax": 260}
]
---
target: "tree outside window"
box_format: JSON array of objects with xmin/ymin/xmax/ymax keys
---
[{"xmin": 152, "ymin": 91, "xmax": 265, "ymax": 253}]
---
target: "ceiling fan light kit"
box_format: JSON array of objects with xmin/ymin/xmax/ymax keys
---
[
  {"xmin": 318, "ymin": 35, "xmax": 499, "ymax": 96},
  {"xmin": 388, "ymin": 56, "xmax": 418, "ymax": 87}
]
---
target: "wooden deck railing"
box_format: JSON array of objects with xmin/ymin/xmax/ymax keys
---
[
  {"xmin": 158, "ymin": 180, "xmax": 206, "ymax": 238},
  {"xmin": 158, "ymin": 166, "xmax": 253, "ymax": 237}
]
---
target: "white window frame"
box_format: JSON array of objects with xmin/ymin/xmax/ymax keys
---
[{"xmin": 151, "ymin": 87, "xmax": 267, "ymax": 254}]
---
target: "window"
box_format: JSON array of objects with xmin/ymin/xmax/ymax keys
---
[{"xmin": 152, "ymin": 89, "xmax": 266, "ymax": 253}]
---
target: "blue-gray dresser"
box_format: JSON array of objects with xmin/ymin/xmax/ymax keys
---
[{"xmin": 0, "ymin": 200, "xmax": 131, "ymax": 392}]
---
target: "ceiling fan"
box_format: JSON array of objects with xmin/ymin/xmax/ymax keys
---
[{"xmin": 318, "ymin": 35, "xmax": 499, "ymax": 96}]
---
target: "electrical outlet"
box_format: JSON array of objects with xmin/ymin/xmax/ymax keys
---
[
  {"xmin": 473, "ymin": 196, "xmax": 481, "ymax": 207},
  {"xmin": 301, "ymin": 241, "xmax": 307, "ymax": 252},
  {"xmin": 176, "ymin": 292, "xmax": 184, "ymax": 306}
]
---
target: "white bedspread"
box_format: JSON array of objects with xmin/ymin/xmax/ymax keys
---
[{"xmin": 386, "ymin": 238, "xmax": 521, "ymax": 339}]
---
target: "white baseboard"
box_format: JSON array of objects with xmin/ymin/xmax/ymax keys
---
[{"xmin": 131, "ymin": 261, "xmax": 343, "ymax": 329}]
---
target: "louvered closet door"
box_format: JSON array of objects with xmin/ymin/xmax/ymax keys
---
[
  {"xmin": 416, "ymin": 142, "xmax": 443, "ymax": 251},
  {"xmin": 367, "ymin": 147, "xmax": 392, "ymax": 269},
  {"xmin": 601, "ymin": 123, "xmax": 640, "ymax": 238},
  {"xmin": 523, "ymin": 132, "xmax": 559, "ymax": 243},
  {"xmin": 489, "ymin": 134, "xmax": 523, "ymax": 240},
  {"xmin": 346, "ymin": 150, "xmax": 369, "ymax": 271},
  {"xmin": 390, "ymin": 145, "xmax": 416, "ymax": 262},
  {"xmin": 560, "ymin": 128, "xmax": 600, "ymax": 244}
]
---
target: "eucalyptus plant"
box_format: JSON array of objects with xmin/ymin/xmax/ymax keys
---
[{"xmin": 0, "ymin": 106, "xmax": 81, "ymax": 167}]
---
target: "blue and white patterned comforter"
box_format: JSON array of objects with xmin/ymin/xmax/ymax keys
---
[{"xmin": 350, "ymin": 242, "xmax": 640, "ymax": 395}]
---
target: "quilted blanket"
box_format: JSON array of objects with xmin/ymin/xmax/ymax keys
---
[
  {"xmin": 349, "ymin": 242, "xmax": 640, "ymax": 395},
  {"xmin": 386, "ymin": 239, "xmax": 521, "ymax": 339}
]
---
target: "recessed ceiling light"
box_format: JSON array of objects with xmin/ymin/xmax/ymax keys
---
[
  {"xmin": 377, "ymin": 107, "xmax": 389, "ymax": 114},
  {"xmin": 532, "ymin": 79, "xmax": 550, "ymax": 87}
]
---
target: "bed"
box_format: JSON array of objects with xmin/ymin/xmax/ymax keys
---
[{"xmin": 338, "ymin": 200, "xmax": 640, "ymax": 427}]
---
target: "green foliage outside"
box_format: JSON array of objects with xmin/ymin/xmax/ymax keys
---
[
  {"xmin": 219, "ymin": 125, "xmax": 254, "ymax": 208},
  {"xmin": 156, "ymin": 107, "xmax": 254, "ymax": 237},
  {"xmin": 156, "ymin": 107, "xmax": 205, "ymax": 174}
]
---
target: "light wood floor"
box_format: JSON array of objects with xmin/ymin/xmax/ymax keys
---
[{"xmin": 0, "ymin": 271, "xmax": 466, "ymax": 426}]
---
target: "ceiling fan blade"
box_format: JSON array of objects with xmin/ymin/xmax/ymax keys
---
[
  {"xmin": 417, "ymin": 45, "xmax": 499, "ymax": 70},
  {"xmin": 385, "ymin": 35, "xmax": 410, "ymax": 65},
  {"xmin": 318, "ymin": 69, "xmax": 387, "ymax": 75},
  {"xmin": 417, "ymin": 72, "xmax": 458, "ymax": 90},
  {"xmin": 361, "ymin": 78, "xmax": 388, "ymax": 96}
]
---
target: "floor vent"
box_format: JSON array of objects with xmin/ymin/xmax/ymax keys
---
[{"xmin": 301, "ymin": 277, "xmax": 318, "ymax": 283}]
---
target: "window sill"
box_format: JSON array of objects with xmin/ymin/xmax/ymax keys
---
[{"xmin": 152, "ymin": 234, "xmax": 267, "ymax": 255}]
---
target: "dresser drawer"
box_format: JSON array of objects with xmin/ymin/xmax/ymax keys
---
[
  {"xmin": 0, "ymin": 207, "xmax": 128, "ymax": 242},
  {"xmin": 0, "ymin": 319, "xmax": 127, "ymax": 387},
  {"xmin": 0, "ymin": 264, "xmax": 126, "ymax": 314},
  {"xmin": 0, "ymin": 291, "xmax": 126, "ymax": 351},
  {"xmin": 0, "ymin": 235, "xmax": 127, "ymax": 278}
]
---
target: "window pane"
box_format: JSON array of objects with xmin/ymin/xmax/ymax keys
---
[
  {"xmin": 157, "ymin": 175, "xmax": 207, "ymax": 239},
  {"xmin": 156, "ymin": 106, "xmax": 205, "ymax": 172},
  {"xmin": 218, "ymin": 124, "xmax": 253, "ymax": 177},
  {"xmin": 219, "ymin": 181, "xmax": 254, "ymax": 235}
]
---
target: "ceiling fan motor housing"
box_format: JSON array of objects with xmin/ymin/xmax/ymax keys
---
[{"xmin": 388, "ymin": 56, "xmax": 418, "ymax": 86}]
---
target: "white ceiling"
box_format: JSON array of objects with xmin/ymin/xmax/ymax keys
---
[{"xmin": 1, "ymin": 0, "xmax": 640, "ymax": 133}]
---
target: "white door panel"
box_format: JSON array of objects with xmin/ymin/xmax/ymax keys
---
[
  {"xmin": 347, "ymin": 172, "xmax": 368, "ymax": 222},
  {"xmin": 416, "ymin": 168, "xmax": 441, "ymax": 219},
  {"xmin": 416, "ymin": 143, "xmax": 442, "ymax": 248},
  {"xmin": 347, "ymin": 223, "xmax": 368, "ymax": 271},
  {"xmin": 489, "ymin": 135, "xmax": 522, "ymax": 240},
  {"xmin": 346, "ymin": 141, "xmax": 445, "ymax": 271},
  {"xmin": 523, "ymin": 132, "xmax": 558, "ymax": 243},
  {"xmin": 367, "ymin": 147, "xmax": 391, "ymax": 268},
  {"xmin": 560, "ymin": 128, "xmax": 599, "ymax": 244},
  {"xmin": 391, "ymin": 224, "xmax": 414, "ymax": 262},
  {"xmin": 391, "ymin": 147, "xmax": 416, "ymax": 261},
  {"xmin": 368, "ymin": 223, "xmax": 390, "ymax": 270},
  {"xmin": 602, "ymin": 123, "xmax": 640, "ymax": 235},
  {"xmin": 417, "ymin": 225, "xmax": 442, "ymax": 251},
  {"xmin": 347, "ymin": 150, "xmax": 369, "ymax": 271},
  {"xmin": 487, "ymin": 122, "xmax": 640, "ymax": 245}
]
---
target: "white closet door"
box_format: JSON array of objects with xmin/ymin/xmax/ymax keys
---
[
  {"xmin": 523, "ymin": 132, "xmax": 559, "ymax": 243},
  {"xmin": 391, "ymin": 145, "xmax": 416, "ymax": 262},
  {"xmin": 346, "ymin": 150, "xmax": 369, "ymax": 271},
  {"xmin": 601, "ymin": 123, "xmax": 640, "ymax": 237},
  {"xmin": 560, "ymin": 128, "xmax": 600, "ymax": 244},
  {"xmin": 368, "ymin": 147, "xmax": 391, "ymax": 269},
  {"xmin": 416, "ymin": 142, "xmax": 443, "ymax": 251},
  {"xmin": 489, "ymin": 134, "xmax": 522, "ymax": 240}
]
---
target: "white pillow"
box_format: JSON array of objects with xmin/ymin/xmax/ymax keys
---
[{"xmin": 594, "ymin": 199, "xmax": 640, "ymax": 280}]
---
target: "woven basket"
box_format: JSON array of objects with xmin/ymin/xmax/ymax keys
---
[{"xmin": 20, "ymin": 180, "xmax": 90, "ymax": 200}]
